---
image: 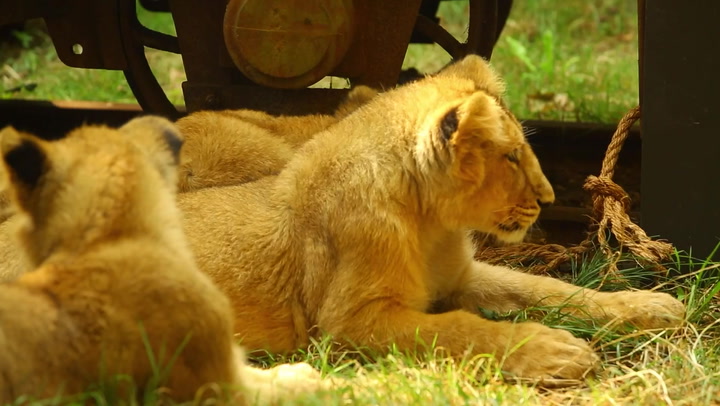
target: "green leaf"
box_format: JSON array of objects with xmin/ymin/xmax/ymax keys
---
[{"xmin": 504, "ymin": 36, "xmax": 537, "ymax": 72}]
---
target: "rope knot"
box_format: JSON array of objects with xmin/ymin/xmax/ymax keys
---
[{"xmin": 583, "ymin": 175, "xmax": 632, "ymax": 215}]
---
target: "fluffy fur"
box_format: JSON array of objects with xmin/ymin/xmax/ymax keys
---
[
  {"xmin": 176, "ymin": 55, "xmax": 686, "ymax": 379},
  {"xmin": 0, "ymin": 118, "xmax": 322, "ymax": 404},
  {"xmin": 176, "ymin": 85, "xmax": 378, "ymax": 192}
]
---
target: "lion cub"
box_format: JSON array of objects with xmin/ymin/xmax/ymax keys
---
[
  {"xmin": 177, "ymin": 55, "xmax": 686, "ymax": 380},
  {"xmin": 176, "ymin": 85, "xmax": 378, "ymax": 192},
  {"xmin": 0, "ymin": 118, "xmax": 321, "ymax": 404}
]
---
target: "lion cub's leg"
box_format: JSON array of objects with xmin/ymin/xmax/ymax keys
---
[
  {"xmin": 449, "ymin": 261, "xmax": 686, "ymax": 329},
  {"xmin": 324, "ymin": 303, "xmax": 597, "ymax": 380}
]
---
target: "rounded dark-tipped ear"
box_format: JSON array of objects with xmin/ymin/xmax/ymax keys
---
[
  {"xmin": 448, "ymin": 92, "xmax": 502, "ymax": 182},
  {"xmin": 1, "ymin": 127, "xmax": 47, "ymax": 188},
  {"xmin": 0, "ymin": 126, "xmax": 48, "ymax": 209},
  {"xmin": 119, "ymin": 116, "xmax": 183, "ymax": 189},
  {"xmin": 120, "ymin": 115, "xmax": 183, "ymax": 163},
  {"xmin": 437, "ymin": 54, "xmax": 505, "ymax": 97},
  {"xmin": 439, "ymin": 107, "xmax": 459, "ymax": 142}
]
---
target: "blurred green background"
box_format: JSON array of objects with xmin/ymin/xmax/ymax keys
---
[{"xmin": 0, "ymin": 0, "xmax": 638, "ymax": 123}]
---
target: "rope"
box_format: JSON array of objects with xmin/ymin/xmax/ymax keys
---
[{"xmin": 476, "ymin": 106, "xmax": 674, "ymax": 277}]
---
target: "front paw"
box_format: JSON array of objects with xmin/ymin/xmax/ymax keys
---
[
  {"xmin": 240, "ymin": 362, "xmax": 328, "ymax": 404},
  {"xmin": 500, "ymin": 322, "xmax": 598, "ymax": 380},
  {"xmin": 594, "ymin": 290, "xmax": 685, "ymax": 329},
  {"xmin": 266, "ymin": 362, "xmax": 325, "ymax": 391}
]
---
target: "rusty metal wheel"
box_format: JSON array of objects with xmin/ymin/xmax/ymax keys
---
[{"xmin": 414, "ymin": 0, "xmax": 512, "ymax": 60}]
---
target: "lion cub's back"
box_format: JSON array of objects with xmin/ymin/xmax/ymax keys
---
[
  {"xmin": 178, "ymin": 177, "xmax": 275, "ymax": 222},
  {"xmin": 176, "ymin": 112, "xmax": 294, "ymax": 192},
  {"xmin": 177, "ymin": 178, "xmax": 278, "ymax": 279}
]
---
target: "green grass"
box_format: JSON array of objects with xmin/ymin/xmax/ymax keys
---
[
  {"xmin": 0, "ymin": 0, "xmax": 638, "ymax": 123},
  {"xmin": 0, "ymin": 21, "xmax": 135, "ymax": 103}
]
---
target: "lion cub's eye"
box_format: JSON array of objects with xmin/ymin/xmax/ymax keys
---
[{"xmin": 506, "ymin": 150, "xmax": 520, "ymax": 164}]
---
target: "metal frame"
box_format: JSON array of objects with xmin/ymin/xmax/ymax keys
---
[{"xmin": 0, "ymin": 0, "xmax": 510, "ymax": 117}]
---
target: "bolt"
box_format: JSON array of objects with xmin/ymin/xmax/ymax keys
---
[{"xmin": 204, "ymin": 93, "xmax": 221, "ymax": 109}]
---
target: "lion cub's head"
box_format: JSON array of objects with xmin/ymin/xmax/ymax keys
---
[
  {"xmin": 0, "ymin": 116, "xmax": 183, "ymax": 266},
  {"xmin": 406, "ymin": 55, "xmax": 554, "ymax": 243}
]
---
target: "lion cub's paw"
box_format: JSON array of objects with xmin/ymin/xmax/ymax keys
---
[
  {"xmin": 266, "ymin": 362, "xmax": 324, "ymax": 389},
  {"xmin": 595, "ymin": 290, "xmax": 686, "ymax": 329},
  {"xmin": 500, "ymin": 322, "xmax": 598, "ymax": 380},
  {"xmin": 241, "ymin": 361, "xmax": 328, "ymax": 403}
]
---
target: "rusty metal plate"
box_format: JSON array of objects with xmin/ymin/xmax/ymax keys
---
[
  {"xmin": 223, "ymin": 0, "xmax": 355, "ymax": 89},
  {"xmin": 43, "ymin": 0, "xmax": 127, "ymax": 70},
  {"xmin": 0, "ymin": 0, "xmax": 49, "ymax": 26}
]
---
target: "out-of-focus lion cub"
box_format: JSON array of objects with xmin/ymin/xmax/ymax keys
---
[
  {"xmin": 176, "ymin": 85, "xmax": 378, "ymax": 191},
  {"xmin": 0, "ymin": 118, "xmax": 323, "ymax": 404}
]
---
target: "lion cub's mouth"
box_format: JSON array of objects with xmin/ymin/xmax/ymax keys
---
[
  {"xmin": 497, "ymin": 221, "xmax": 522, "ymax": 232},
  {"xmin": 479, "ymin": 226, "xmax": 531, "ymax": 246},
  {"xmin": 489, "ymin": 207, "xmax": 541, "ymax": 244},
  {"xmin": 495, "ymin": 206, "xmax": 540, "ymax": 233}
]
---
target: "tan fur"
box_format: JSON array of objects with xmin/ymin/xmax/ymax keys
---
[
  {"xmin": 176, "ymin": 85, "xmax": 378, "ymax": 192},
  {"xmin": 0, "ymin": 119, "xmax": 323, "ymax": 404},
  {"xmin": 0, "ymin": 217, "xmax": 23, "ymax": 281},
  {"xmin": 176, "ymin": 56, "xmax": 685, "ymax": 380}
]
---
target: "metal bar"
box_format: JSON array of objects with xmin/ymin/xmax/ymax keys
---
[
  {"xmin": 119, "ymin": 0, "xmax": 181, "ymax": 118},
  {"xmin": 414, "ymin": 15, "xmax": 464, "ymax": 57},
  {"xmin": 135, "ymin": 24, "xmax": 180, "ymax": 53},
  {"xmin": 467, "ymin": 0, "xmax": 498, "ymax": 59}
]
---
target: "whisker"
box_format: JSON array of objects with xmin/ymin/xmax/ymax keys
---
[
  {"xmin": 491, "ymin": 206, "xmax": 517, "ymax": 214},
  {"xmin": 495, "ymin": 213, "xmax": 515, "ymax": 222},
  {"xmin": 522, "ymin": 122, "xmax": 537, "ymax": 134},
  {"xmin": 475, "ymin": 231, "xmax": 491, "ymax": 248},
  {"xmin": 522, "ymin": 123, "xmax": 539, "ymax": 144}
]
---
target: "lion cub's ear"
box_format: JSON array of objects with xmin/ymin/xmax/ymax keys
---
[
  {"xmin": 438, "ymin": 55, "xmax": 505, "ymax": 98},
  {"xmin": 120, "ymin": 116, "xmax": 183, "ymax": 187},
  {"xmin": 120, "ymin": 116, "xmax": 183, "ymax": 161},
  {"xmin": 443, "ymin": 92, "xmax": 502, "ymax": 183},
  {"xmin": 0, "ymin": 126, "xmax": 48, "ymax": 210}
]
